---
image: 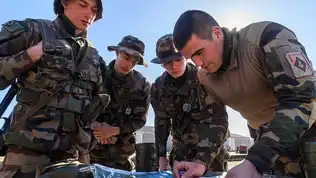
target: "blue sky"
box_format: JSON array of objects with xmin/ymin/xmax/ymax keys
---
[{"xmin": 0, "ymin": 0, "xmax": 315, "ymax": 136}]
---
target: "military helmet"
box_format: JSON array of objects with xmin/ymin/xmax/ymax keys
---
[{"xmin": 53, "ymin": 0, "xmax": 103, "ymax": 21}]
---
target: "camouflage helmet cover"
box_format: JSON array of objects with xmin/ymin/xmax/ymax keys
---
[{"xmin": 53, "ymin": 0, "xmax": 103, "ymax": 21}]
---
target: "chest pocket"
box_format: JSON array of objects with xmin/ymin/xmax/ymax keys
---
[
  {"xmin": 161, "ymin": 83, "xmax": 198, "ymax": 117},
  {"xmin": 160, "ymin": 84, "xmax": 198, "ymax": 135},
  {"xmin": 101, "ymin": 84, "xmax": 137, "ymax": 125},
  {"xmin": 122, "ymin": 89, "xmax": 145, "ymax": 115},
  {"xmin": 76, "ymin": 47, "xmax": 101, "ymax": 84},
  {"xmin": 160, "ymin": 88, "xmax": 178, "ymax": 118},
  {"xmin": 40, "ymin": 39, "xmax": 75, "ymax": 75}
]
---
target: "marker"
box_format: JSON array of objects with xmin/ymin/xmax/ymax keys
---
[{"xmin": 179, "ymin": 170, "xmax": 185, "ymax": 176}]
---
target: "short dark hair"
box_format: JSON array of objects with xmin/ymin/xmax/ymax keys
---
[
  {"xmin": 173, "ymin": 10, "xmax": 220, "ymax": 50},
  {"xmin": 54, "ymin": 0, "xmax": 103, "ymax": 21}
]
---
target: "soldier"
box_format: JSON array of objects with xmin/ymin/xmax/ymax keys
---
[
  {"xmin": 172, "ymin": 10, "xmax": 316, "ymax": 178},
  {"xmin": 248, "ymin": 124, "xmax": 259, "ymax": 142},
  {"xmin": 0, "ymin": 0, "xmax": 111, "ymax": 177},
  {"xmin": 89, "ymin": 35, "xmax": 151, "ymax": 171},
  {"xmin": 150, "ymin": 34, "xmax": 229, "ymax": 176}
]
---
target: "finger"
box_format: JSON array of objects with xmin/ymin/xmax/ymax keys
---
[
  {"xmin": 159, "ymin": 165, "xmax": 164, "ymax": 171},
  {"xmin": 175, "ymin": 161, "xmax": 186, "ymax": 171},
  {"xmin": 95, "ymin": 136, "xmax": 104, "ymax": 143},
  {"xmin": 90, "ymin": 122, "xmax": 98, "ymax": 129},
  {"xmin": 93, "ymin": 131, "xmax": 103, "ymax": 137},
  {"xmin": 96, "ymin": 137, "xmax": 102, "ymax": 143},
  {"xmin": 105, "ymin": 138, "xmax": 110, "ymax": 144},
  {"xmin": 101, "ymin": 138, "xmax": 108, "ymax": 145},
  {"xmin": 181, "ymin": 168, "xmax": 195, "ymax": 178},
  {"xmin": 173, "ymin": 164, "xmax": 181, "ymax": 178},
  {"xmin": 164, "ymin": 162, "xmax": 169, "ymax": 170},
  {"xmin": 102, "ymin": 139, "xmax": 106, "ymax": 144},
  {"xmin": 94, "ymin": 130, "xmax": 109, "ymax": 138},
  {"xmin": 163, "ymin": 165, "xmax": 167, "ymax": 171},
  {"xmin": 92, "ymin": 128, "xmax": 101, "ymax": 132},
  {"xmin": 158, "ymin": 163, "xmax": 163, "ymax": 171},
  {"xmin": 93, "ymin": 133, "xmax": 101, "ymax": 137},
  {"xmin": 159, "ymin": 160, "xmax": 166, "ymax": 171},
  {"xmin": 95, "ymin": 134, "xmax": 102, "ymax": 138},
  {"xmin": 91, "ymin": 124, "xmax": 98, "ymax": 130},
  {"xmin": 93, "ymin": 131, "xmax": 102, "ymax": 136},
  {"xmin": 91, "ymin": 122, "xmax": 101, "ymax": 130},
  {"xmin": 172, "ymin": 169, "xmax": 180, "ymax": 178},
  {"xmin": 94, "ymin": 135, "xmax": 102, "ymax": 139}
]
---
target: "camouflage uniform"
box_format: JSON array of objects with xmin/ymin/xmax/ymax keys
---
[
  {"xmin": 150, "ymin": 34, "xmax": 229, "ymax": 171},
  {"xmin": 195, "ymin": 22, "xmax": 316, "ymax": 177},
  {"xmin": 0, "ymin": 1, "xmax": 111, "ymax": 178},
  {"xmin": 89, "ymin": 35, "xmax": 151, "ymax": 171},
  {"xmin": 248, "ymin": 124, "xmax": 259, "ymax": 142}
]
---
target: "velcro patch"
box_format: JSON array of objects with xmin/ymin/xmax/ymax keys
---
[
  {"xmin": 285, "ymin": 52, "xmax": 313, "ymax": 78},
  {"xmin": 2, "ymin": 20, "xmax": 26, "ymax": 34}
]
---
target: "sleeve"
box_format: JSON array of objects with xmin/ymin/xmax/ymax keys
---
[
  {"xmin": 95, "ymin": 56, "xmax": 107, "ymax": 94},
  {"xmin": 0, "ymin": 19, "xmax": 39, "ymax": 90},
  {"xmin": 150, "ymin": 82, "xmax": 171, "ymax": 158},
  {"xmin": 245, "ymin": 22, "xmax": 316, "ymax": 174},
  {"xmin": 150, "ymin": 83, "xmax": 171, "ymax": 157},
  {"xmin": 118, "ymin": 79, "xmax": 151, "ymax": 135},
  {"xmin": 184, "ymin": 83, "xmax": 228, "ymax": 166}
]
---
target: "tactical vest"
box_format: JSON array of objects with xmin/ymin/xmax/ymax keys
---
[
  {"xmin": 154, "ymin": 63, "xmax": 200, "ymax": 143},
  {"xmin": 4, "ymin": 19, "xmax": 103, "ymax": 154}
]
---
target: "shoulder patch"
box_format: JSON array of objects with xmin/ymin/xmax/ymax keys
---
[
  {"xmin": 285, "ymin": 51, "xmax": 313, "ymax": 78},
  {"xmin": 1, "ymin": 20, "xmax": 28, "ymax": 36},
  {"xmin": 0, "ymin": 20, "xmax": 29, "ymax": 43}
]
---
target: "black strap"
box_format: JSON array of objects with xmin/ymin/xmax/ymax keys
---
[
  {"xmin": 34, "ymin": 19, "xmax": 57, "ymax": 47},
  {"xmin": 20, "ymin": 81, "xmax": 72, "ymax": 122},
  {"xmin": 20, "ymin": 19, "xmax": 73, "ymax": 121}
]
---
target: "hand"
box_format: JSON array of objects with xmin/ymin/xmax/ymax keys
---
[
  {"xmin": 94, "ymin": 135, "xmax": 109, "ymax": 144},
  {"xmin": 173, "ymin": 161, "xmax": 206, "ymax": 178},
  {"xmin": 158, "ymin": 157, "xmax": 169, "ymax": 171},
  {"xmin": 91, "ymin": 121, "xmax": 120, "ymax": 139},
  {"xmin": 91, "ymin": 121, "xmax": 102, "ymax": 130},
  {"xmin": 91, "ymin": 121, "xmax": 108, "ymax": 143},
  {"xmin": 27, "ymin": 40, "xmax": 43, "ymax": 63},
  {"xmin": 225, "ymin": 159, "xmax": 261, "ymax": 178}
]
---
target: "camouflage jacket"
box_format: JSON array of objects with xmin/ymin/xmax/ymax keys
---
[
  {"xmin": 95, "ymin": 60, "xmax": 151, "ymax": 146},
  {"xmin": 150, "ymin": 63, "xmax": 228, "ymax": 166},
  {"xmin": 198, "ymin": 22, "xmax": 316, "ymax": 173},
  {"xmin": 0, "ymin": 15, "xmax": 107, "ymax": 155}
]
